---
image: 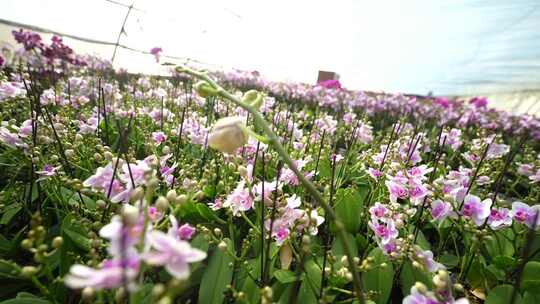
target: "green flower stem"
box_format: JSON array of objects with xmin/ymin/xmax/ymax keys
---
[
  {"xmin": 241, "ymin": 212, "xmax": 262, "ymax": 235},
  {"xmin": 176, "ymin": 66, "xmax": 365, "ymax": 303}
]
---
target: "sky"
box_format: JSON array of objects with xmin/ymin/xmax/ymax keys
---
[{"xmin": 1, "ymin": 0, "xmax": 540, "ymax": 98}]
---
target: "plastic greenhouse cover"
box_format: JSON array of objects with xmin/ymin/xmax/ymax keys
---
[{"xmin": 1, "ymin": 0, "xmax": 539, "ymax": 99}]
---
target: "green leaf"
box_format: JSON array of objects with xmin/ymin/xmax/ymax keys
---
[
  {"xmin": 521, "ymin": 290, "xmax": 540, "ymax": 304},
  {"xmin": 485, "ymin": 230, "xmax": 515, "ymax": 257},
  {"xmin": 318, "ymin": 159, "xmax": 331, "ymax": 179},
  {"xmin": 62, "ymin": 215, "xmax": 91, "ymax": 251},
  {"xmin": 0, "ymin": 260, "xmax": 20, "ymax": 279},
  {"xmin": 61, "ymin": 188, "xmax": 95, "ymax": 209},
  {"xmin": 199, "ymin": 239, "xmax": 234, "ymax": 304},
  {"xmin": 410, "ymin": 228, "xmax": 431, "ymax": 250},
  {"xmin": 334, "ymin": 188, "xmax": 364, "ymax": 233},
  {"xmin": 274, "ymin": 270, "xmax": 298, "ymax": 284},
  {"xmin": 485, "ymin": 284, "xmax": 521, "ymax": 304},
  {"xmin": 492, "ymin": 255, "xmax": 517, "ymax": 270},
  {"xmin": 24, "ymin": 183, "xmax": 38, "ymax": 203},
  {"xmin": 399, "ymin": 262, "xmax": 432, "ymax": 295},
  {"xmin": 467, "ymin": 258, "xmax": 487, "ymax": 289},
  {"xmin": 0, "ymin": 204, "xmax": 22, "ymax": 225},
  {"xmin": 363, "ymin": 248, "xmax": 393, "ymax": 304},
  {"xmin": 439, "ymin": 254, "xmax": 459, "ymax": 268},
  {"xmin": 196, "ymin": 204, "xmax": 225, "ymax": 224},
  {"xmin": 238, "ymin": 259, "xmax": 261, "ymax": 304},
  {"xmin": 522, "ymin": 261, "xmax": 540, "ymax": 291},
  {"xmin": 0, "ymin": 292, "xmax": 51, "ymax": 304},
  {"xmin": 331, "ymin": 231, "xmax": 358, "ymax": 257},
  {"xmin": 485, "ymin": 264, "xmax": 505, "ymax": 281},
  {"xmin": 297, "ymin": 259, "xmax": 321, "ymax": 303}
]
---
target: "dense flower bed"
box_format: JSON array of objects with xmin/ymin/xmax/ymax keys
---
[{"xmin": 0, "ymin": 30, "xmax": 539, "ymax": 304}]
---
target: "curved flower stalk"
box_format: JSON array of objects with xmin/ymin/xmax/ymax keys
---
[{"xmin": 175, "ymin": 65, "xmax": 365, "ymax": 303}]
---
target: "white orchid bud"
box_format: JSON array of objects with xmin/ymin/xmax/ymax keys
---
[
  {"xmin": 166, "ymin": 189, "xmax": 177, "ymax": 202},
  {"xmin": 208, "ymin": 116, "xmax": 248, "ymax": 154},
  {"xmin": 155, "ymin": 196, "xmax": 169, "ymax": 212},
  {"xmin": 121, "ymin": 204, "xmax": 140, "ymax": 226}
]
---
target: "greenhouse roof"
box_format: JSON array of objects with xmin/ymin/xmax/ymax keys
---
[{"xmin": 1, "ymin": 0, "xmax": 540, "ymax": 97}]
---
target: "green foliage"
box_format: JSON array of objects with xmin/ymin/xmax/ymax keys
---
[
  {"xmin": 485, "ymin": 284, "xmax": 520, "ymax": 304},
  {"xmin": 198, "ymin": 239, "xmax": 235, "ymax": 304},
  {"xmin": 363, "ymin": 248, "xmax": 393, "ymax": 304}
]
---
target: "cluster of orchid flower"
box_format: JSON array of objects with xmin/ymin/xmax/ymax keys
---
[
  {"xmin": 2, "ymin": 29, "xmax": 540, "ymax": 304},
  {"xmin": 65, "ymin": 205, "xmax": 204, "ymax": 290}
]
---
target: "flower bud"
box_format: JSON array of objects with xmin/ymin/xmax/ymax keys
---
[
  {"xmin": 93, "ymin": 153, "xmax": 103, "ymax": 162},
  {"xmin": 82, "ymin": 287, "xmax": 95, "ymax": 302},
  {"xmin": 21, "ymin": 266, "xmax": 38, "ymax": 278},
  {"xmin": 52, "ymin": 236, "xmax": 63, "ymax": 249},
  {"xmin": 152, "ymin": 284, "xmax": 165, "ymax": 297},
  {"xmin": 104, "ymin": 151, "xmax": 113, "ymax": 161},
  {"xmin": 238, "ymin": 165, "xmax": 247, "ymax": 178},
  {"xmin": 414, "ymin": 282, "xmax": 428, "ymax": 294},
  {"xmin": 166, "ymin": 189, "xmax": 177, "ymax": 202},
  {"xmin": 65, "ymin": 149, "xmax": 75, "ymax": 158},
  {"xmin": 218, "ymin": 241, "xmax": 227, "ymax": 250},
  {"xmin": 156, "ymin": 196, "xmax": 169, "ymax": 212},
  {"xmin": 279, "ymin": 244, "xmax": 293, "ymax": 270},
  {"xmin": 130, "ymin": 187, "xmax": 145, "ymax": 203},
  {"xmin": 176, "ymin": 194, "xmax": 188, "ymax": 205},
  {"xmin": 208, "ymin": 116, "xmax": 248, "ymax": 153},
  {"xmin": 96, "ymin": 199, "xmax": 107, "ymax": 209},
  {"xmin": 121, "ymin": 204, "xmax": 140, "ymax": 226},
  {"xmin": 21, "ymin": 239, "xmax": 33, "ymax": 250},
  {"xmin": 194, "ymin": 81, "xmax": 218, "ymax": 98},
  {"xmin": 242, "ymin": 90, "xmax": 263, "ymax": 109}
]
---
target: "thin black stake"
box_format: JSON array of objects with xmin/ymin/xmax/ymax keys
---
[
  {"xmin": 263, "ymin": 162, "xmax": 282, "ymax": 285},
  {"xmin": 319, "ymin": 149, "xmax": 338, "ymax": 299},
  {"xmin": 413, "ymin": 135, "xmax": 447, "ymax": 241},
  {"xmin": 260, "ymin": 150, "xmax": 265, "ymax": 285},
  {"xmin": 101, "ymin": 87, "xmax": 110, "ymax": 145},
  {"xmin": 491, "ymin": 135, "xmax": 527, "ymax": 203}
]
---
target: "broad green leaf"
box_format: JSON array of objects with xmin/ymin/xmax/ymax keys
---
[
  {"xmin": 297, "ymin": 259, "xmax": 321, "ymax": 303},
  {"xmin": 198, "ymin": 239, "xmax": 234, "ymax": 304},
  {"xmin": 0, "ymin": 260, "xmax": 20, "ymax": 279},
  {"xmin": 363, "ymin": 248, "xmax": 393, "ymax": 304},
  {"xmin": 62, "ymin": 188, "xmax": 95, "ymax": 209},
  {"xmin": 62, "ymin": 215, "xmax": 91, "ymax": 251},
  {"xmin": 485, "ymin": 230, "xmax": 515, "ymax": 257},
  {"xmin": 238, "ymin": 259, "xmax": 261, "ymax": 304},
  {"xmin": 439, "ymin": 254, "xmax": 459, "ymax": 268},
  {"xmin": 410, "ymin": 228, "xmax": 431, "ymax": 250},
  {"xmin": 485, "ymin": 284, "xmax": 521, "ymax": 304},
  {"xmin": 318, "ymin": 158, "xmax": 331, "ymax": 179},
  {"xmin": 0, "ymin": 292, "xmax": 50, "ymax": 304},
  {"xmin": 0, "ymin": 204, "xmax": 21, "ymax": 225},
  {"xmin": 274, "ymin": 269, "xmax": 299, "ymax": 284},
  {"xmin": 467, "ymin": 258, "xmax": 487, "ymax": 289},
  {"xmin": 399, "ymin": 261, "xmax": 432, "ymax": 295},
  {"xmin": 521, "ymin": 290, "xmax": 540, "ymax": 304},
  {"xmin": 485, "ymin": 264, "xmax": 505, "ymax": 281},
  {"xmin": 492, "ymin": 255, "xmax": 517, "ymax": 270},
  {"xmin": 331, "ymin": 232, "xmax": 358, "ymax": 258},
  {"xmin": 356, "ymin": 235, "xmax": 368, "ymax": 252},
  {"xmin": 334, "ymin": 188, "xmax": 364, "ymax": 233},
  {"xmin": 196, "ymin": 203, "xmax": 225, "ymax": 224},
  {"xmin": 522, "ymin": 261, "xmax": 540, "ymax": 291}
]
